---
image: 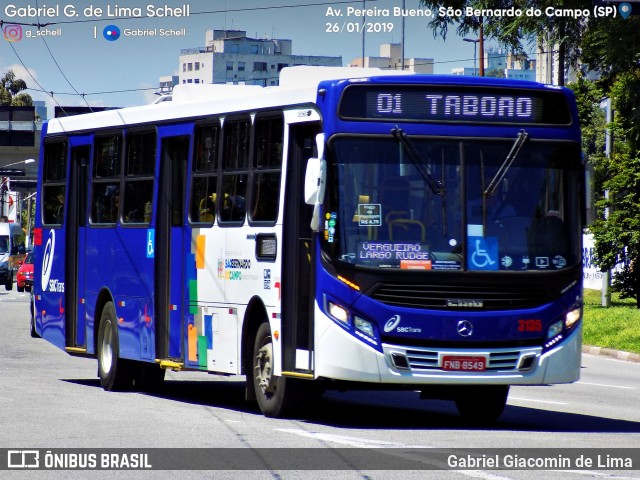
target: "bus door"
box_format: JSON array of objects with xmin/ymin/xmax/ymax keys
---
[
  {"xmin": 281, "ymin": 121, "xmax": 320, "ymax": 374},
  {"xmin": 155, "ymin": 134, "xmax": 189, "ymax": 361},
  {"xmin": 65, "ymin": 142, "xmax": 90, "ymax": 350}
]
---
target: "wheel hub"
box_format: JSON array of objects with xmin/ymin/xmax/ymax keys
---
[{"xmin": 255, "ymin": 343, "xmax": 275, "ymax": 395}]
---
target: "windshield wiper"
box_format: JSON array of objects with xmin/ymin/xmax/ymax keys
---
[
  {"xmin": 483, "ymin": 129, "xmax": 528, "ymax": 197},
  {"xmin": 391, "ymin": 126, "xmax": 445, "ymax": 196}
]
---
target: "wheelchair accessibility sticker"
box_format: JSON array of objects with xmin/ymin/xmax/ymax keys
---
[
  {"xmin": 468, "ymin": 237, "xmax": 498, "ymax": 271},
  {"xmin": 147, "ymin": 229, "xmax": 155, "ymax": 258}
]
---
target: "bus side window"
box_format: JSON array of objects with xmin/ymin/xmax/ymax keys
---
[
  {"xmin": 250, "ymin": 113, "xmax": 283, "ymax": 223},
  {"xmin": 92, "ymin": 134, "xmax": 123, "ymax": 225},
  {"xmin": 42, "ymin": 141, "xmax": 68, "ymax": 226},
  {"xmin": 191, "ymin": 123, "xmax": 219, "ymax": 225},
  {"xmin": 220, "ymin": 117, "xmax": 250, "ymax": 224},
  {"xmin": 123, "ymin": 130, "xmax": 155, "ymax": 225}
]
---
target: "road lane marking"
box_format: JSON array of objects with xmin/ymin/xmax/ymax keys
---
[
  {"xmin": 276, "ymin": 429, "xmax": 514, "ymax": 480},
  {"xmin": 563, "ymin": 470, "xmax": 639, "ymax": 479},
  {"xmin": 276, "ymin": 428, "xmax": 423, "ymax": 447},
  {"xmin": 577, "ymin": 381, "xmax": 636, "ymax": 390},
  {"xmin": 508, "ymin": 396, "xmax": 567, "ymax": 405}
]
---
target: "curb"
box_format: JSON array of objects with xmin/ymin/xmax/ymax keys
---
[{"xmin": 583, "ymin": 345, "xmax": 640, "ymax": 363}]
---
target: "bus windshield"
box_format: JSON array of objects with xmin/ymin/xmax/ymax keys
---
[{"xmin": 325, "ymin": 136, "xmax": 582, "ymax": 272}]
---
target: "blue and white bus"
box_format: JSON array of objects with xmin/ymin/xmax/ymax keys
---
[{"xmin": 33, "ymin": 67, "xmax": 584, "ymax": 420}]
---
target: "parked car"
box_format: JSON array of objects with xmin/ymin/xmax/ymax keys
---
[
  {"xmin": 17, "ymin": 251, "xmax": 34, "ymax": 292},
  {"xmin": 0, "ymin": 222, "xmax": 26, "ymax": 290}
]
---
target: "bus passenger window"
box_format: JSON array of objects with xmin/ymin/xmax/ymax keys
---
[
  {"xmin": 42, "ymin": 141, "xmax": 67, "ymax": 226},
  {"xmin": 220, "ymin": 118, "xmax": 249, "ymax": 223},
  {"xmin": 92, "ymin": 183, "xmax": 120, "ymax": 224},
  {"xmin": 191, "ymin": 177, "xmax": 217, "ymax": 224},
  {"xmin": 123, "ymin": 181, "xmax": 153, "ymax": 224},
  {"xmin": 191, "ymin": 123, "xmax": 219, "ymax": 225},
  {"xmin": 251, "ymin": 114, "xmax": 283, "ymax": 223},
  {"xmin": 122, "ymin": 130, "xmax": 156, "ymax": 225}
]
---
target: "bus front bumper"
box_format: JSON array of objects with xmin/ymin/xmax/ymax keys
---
[{"xmin": 314, "ymin": 310, "xmax": 582, "ymax": 386}]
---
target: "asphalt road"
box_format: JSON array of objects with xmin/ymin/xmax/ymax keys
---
[{"xmin": 1, "ymin": 289, "xmax": 639, "ymax": 479}]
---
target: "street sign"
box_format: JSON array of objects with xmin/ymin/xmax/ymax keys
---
[{"xmin": 0, "ymin": 168, "xmax": 26, "ymax": 176}]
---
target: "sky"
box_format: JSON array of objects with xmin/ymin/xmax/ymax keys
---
[{"xmin": 0, "ymin": 0, "xmax": 538, "ymax": 115}]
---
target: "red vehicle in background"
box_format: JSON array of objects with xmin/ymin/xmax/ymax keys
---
[{"xmin": 17, "ymin": 251, "xmax": 33, "ymax": 292}]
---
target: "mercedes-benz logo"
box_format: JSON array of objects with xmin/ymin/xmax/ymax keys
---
[{"xmin": 456, "ymin": 320, "xmax": 473, "ymax": 337}]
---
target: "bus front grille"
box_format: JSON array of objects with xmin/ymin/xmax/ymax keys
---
[
  {"xmin": 368, "ymin": 282, "xmax": 553, "ymax": 310},
  {"xmin": 405, "ymin": 348, "xmax": 525, "ymax": 372}
]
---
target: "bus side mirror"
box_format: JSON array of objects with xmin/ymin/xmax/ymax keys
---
[
  {"xmin": 304, "ymin": 157, "xmax": 326, "ymax": 232},
  {"xmin": 304, "ymin": 134, "xmax": 326, "ymax": 232},
  {"xmin": 304, "ymin": 157, "xmax": 325, "ymax": 205}
]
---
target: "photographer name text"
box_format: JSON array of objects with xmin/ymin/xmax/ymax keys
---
[{"xmin": 4, "ymin": 4, "xmax": 190, "ymax": 19}]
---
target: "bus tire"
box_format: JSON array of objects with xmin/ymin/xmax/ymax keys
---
[
  {"xmin": 97, "ymin": 301, "xmax": 133, "ymax": 391},
  {"xmin": 455, "ymin": 385, "xmax": 509, "ymax": 422},
  {"xmin": 252, "ymin": 322, "xmax": 298, "ymax": 418},
  {"xmin": 30, "ymin": 291, "xmax": 39, "ymax": 338},
  {"xmin": 5, "ymin": 275, "xmax": 13, "ymax": 291}
]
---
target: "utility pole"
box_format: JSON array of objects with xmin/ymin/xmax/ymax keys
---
[
  {"xmin": 602, "ymin": 98, "xmax": 613, "ymax": 307},
  {"xmin": 478, "ymin": 17, "xmax": 484, "ymax": 76}
]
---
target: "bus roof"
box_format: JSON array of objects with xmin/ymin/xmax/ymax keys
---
[
  {"xmin": 43, "ymin": 67, "xmax": 406, "ymax": 135},
  {"xmin": 44, "ymin": 66, "xmax": 561, "ymax": 136}
]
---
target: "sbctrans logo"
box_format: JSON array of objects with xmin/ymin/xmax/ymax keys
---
[
  {"xmin": 8, "ymin": 450, "xmax": 39, "ymax": 468},
  {"xmin": 41, "ymin": 230, "xmax": 55, "ymax": 291},
  {"xmin": 384, "ymin": 315, "xmax": 401, "ymax": 333},
  {"xmin": 3, "ymin": 24, "xmax": 23, "ymax": 42},
  {"xmin": 103, "ymin": 25, "xmax": 120, "ymax": 41}
]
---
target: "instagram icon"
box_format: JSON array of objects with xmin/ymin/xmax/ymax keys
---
[{"xmin": 3, "ymin": 24, "xmax": 22, "ymax": 42}]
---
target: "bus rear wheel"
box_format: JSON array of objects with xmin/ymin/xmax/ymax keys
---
[
  {"xmin": 97, "ymin": 301, "xmax": 133, "ymax": 391},
  {"xmin": 455, "ymin": 385, "xmax": 509, "ymax": 422},
  {"xmin": 252, "ymin": 322, "xmax": 300, "ymax": 417}
]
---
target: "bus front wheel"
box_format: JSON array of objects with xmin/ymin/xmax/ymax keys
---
[
  {"xmin": 455, "ymin": 385, "xmax": 509, "ymax": 422},
  {"xmin": 252, "ymin": 322, "xmax": 299, "ymax": 417},
  {"xmin": 97, "ymin": 301, "xmax": 133, "ymax": 391}
]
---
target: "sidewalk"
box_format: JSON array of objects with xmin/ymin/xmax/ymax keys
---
[{"xmin": 583, "ymin": 345, "xmax": 640, "ymax": 363}]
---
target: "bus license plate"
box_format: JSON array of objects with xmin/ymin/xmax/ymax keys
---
[{"xmin": 442, "ymin": 356, "xmax": 487, "ymax": 371}]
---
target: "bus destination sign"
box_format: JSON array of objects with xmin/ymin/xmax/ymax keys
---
[{"xmin": 339, "ymin": 85, "xmax": 571, "ymax": 125}]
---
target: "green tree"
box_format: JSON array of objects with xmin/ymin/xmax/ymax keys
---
[
  {"xmin": 485, "ymin": 68, "xmax": 505, "ymax": 78},
  {"xmin": 578, "ymin": 16, "xmax": 640, "ymax": 305},
  {"xmin": 0, "ymin": 70, "xmax": 32, "ymax": 106},
  {"xmin": 588, "ymin": 71, "xmax": 640, "ymax": 306},
  {"xmin": 418, "ymin": 0, "xmax": 591, "ymax": 85}
]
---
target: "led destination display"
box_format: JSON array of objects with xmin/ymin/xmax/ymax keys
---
[{"xmin": 339, "ymin": 85, "xmax": 572, "ymax": 125}]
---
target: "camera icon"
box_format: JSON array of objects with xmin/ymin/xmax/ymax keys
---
[{"xmin": 3, "ymin": 24, "xmax": 23, "ymax": 42}]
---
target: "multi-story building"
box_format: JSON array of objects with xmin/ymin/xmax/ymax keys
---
[
  {"xmin": 176, "ymin": 29, "xmax": 341, "ymax": 87},
  {"xmin": 348, "ymin": 43, "xmax": 434, "ymax": 73},
  {"xmin": 453, "ymin": 47, "xmax": 535, "ymax": 81}
]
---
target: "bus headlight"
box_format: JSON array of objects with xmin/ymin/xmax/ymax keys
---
[
  {"xmin": 354, "ymin": 316, "xmax": 375, "ymax": 338},
  {"xmin": 565, "ymin": 307, "xmax": 581, "ymax": 329},
  {"xmin": 327, "ymin": 301, "xmax": 349, "ymax": 324},
  {"xmin": 547, "ymin": 320, "xmax": 563, "ymax": 339},
  {"xmin": 0, "ymin": 261, "xmax": 8, "ymax": 272}
]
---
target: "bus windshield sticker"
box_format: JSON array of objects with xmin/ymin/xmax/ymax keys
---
[
  {"xmin": 400, "ymin": 260, "xmax": 431, "ymax": 270},
  {"xmin": 467, "ymin": 236, "xmax": 499, "ymax": 271},
  {"xmin": 357, "ymin": 242, "xmax": 430, "ymax": 267},
  {"xmin": 432, "ymin": 259, "xmax": 462, "ymax": 271},
  {"xmin": 357, "ymin": 204, "xmax": 381, "ymax": 227},
  {"xmin": 325, "ymin": 212, "xmax": 337, "ymax": 243}
]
